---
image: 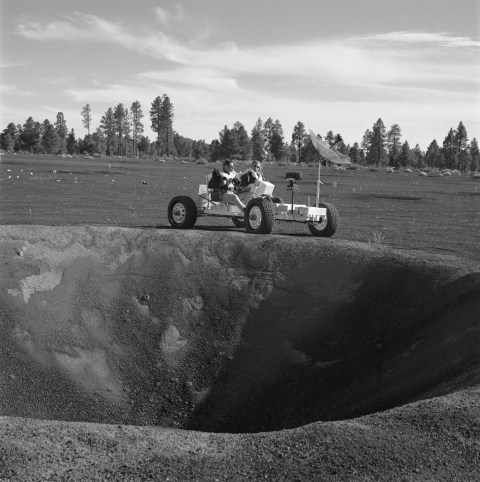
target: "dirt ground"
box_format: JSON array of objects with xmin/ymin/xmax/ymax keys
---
[
  {"xmin": 1, "ymin": 154, "xmax": 479, "ymax": 261},
  {"xmin": 0, "ymin": 155, "xmax": 480, "ymax": 480},
  {"xmin": 1, "ymin": 224, "xmax": 479, "ymax": 481}
]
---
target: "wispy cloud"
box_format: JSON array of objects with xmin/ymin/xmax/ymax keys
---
[
  {"xmin": 15, "ymin": 11, "xmax": 478, "ymax": 96},
  {"xmin": 15, "ymin": 11, "xmax": 192, "ymax": 64},
  {"xmin": 137, "ymin": 68, "xmax": 239, "ymax": 92},
  {"xmin": 360, "ymin": 31, "xmax": 480, "ymax": 48},
  {"xmin": 0, "ymin": 60, "xmax": 31, "ymax": 69},
  {"xmin": 16, "ymin": 13, "xmax": 112, "ymax": 42},
  {"xmin": 10, "ymin": 8, "xmax": 479, "ymax": 146},
  {"xmin": 0, "ymin": 84, "xmax": 34, "ymax": 96},
  {"xmin": 154, "ymin": 5, "xmax": 184, "ymax": 29}
]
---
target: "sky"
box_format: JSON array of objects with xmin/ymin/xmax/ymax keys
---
[{"xmin": 1, "ymin": 0, "xmax": 479, "ymax": 150}]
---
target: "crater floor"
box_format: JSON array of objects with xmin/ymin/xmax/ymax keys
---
[{"xmin": 1, "ymin": 226, "xmax": 479, "ymax": 480}]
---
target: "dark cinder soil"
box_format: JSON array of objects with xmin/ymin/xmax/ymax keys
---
[
  {"xmin": 1, "ymin": 154, "xmax": 479, "ymax": 480},
  {"xmin": 1, "ymin": 225, "xmax": 479, "ymax": 481},
  {"xmin": 1, "ymin": 154, "xmax": 479, "ymax": 261}
]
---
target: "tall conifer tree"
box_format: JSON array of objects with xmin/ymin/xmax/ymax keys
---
[
  {"xmin": 130, "ymin": 100, "xmax": 144, "ymax": 158},
  {"xmin": 81, "ymin": 104, "xmax": 92, "ymax": 135}
]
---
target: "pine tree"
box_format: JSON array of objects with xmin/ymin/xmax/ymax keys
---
[
  {"xmin": 55, "ymin": 112, "xmax": 68, "ymax": 154},
  {"xmin": 130, "ymin": 100, "xmax": 144, "ymax": 158},
  {"xmin": 82, "ymin": 134, "xmax": 95, "ymax": 155},
  {"xmin": 442, "ymin": 128, "xmax": 456, "ymax": 170},
  {"xmin": 232, "ymin": 121, "xmax": 252, "ymax": 160},
  {"xmin": 219, "ymin": 125, "xmax": 237, "ymax": 159},
  {"xmin": 334, "ymin": 134, "xmax": 347, "ymax": 154},
  {"xmin": 21, "ymin": 117, "xmax": 42, "ymax": 153},
  {"xmin": 348, "ymin": 142, "xmax": 364, "ymax": 165},
  {"xmin": 81, "ymin": 104, "xmax": 92, "ymax": 135},
  {"xmin": 251, "ymin": 118, "xmax": 266, "ymax": 162},
  {"xmin": 1, "ymin": 123, "xmax": 18, "ymax": 151},
  {"xmin": 302, "ymin": 138, "xmax": 319, "ymax": 164},
  {"xmin": 150, "ymin": 95, "xmax": 175, "ymax": 156},
  {"xmin": 398, "ymin": 140, "xmax": 414, "ymax": 167},
  {"xmin": 387, "ymin": 124, "xmax": 402, "ymax": 168},
  {"xmin": 193, "ymin": 140, "xmax": 208, "ymax": 160},
  {"xmin": 292, "ymin": 121, "xmax": 306, "ymax": 163},
  {"xmin": 123, "ymin": 109, "xmax": 132, "ymax": 156},
  {"xmin": 411, "ymin": 144, "xmax": 423, "ymax": 168},
  {"xmin": 114, "ymin": 103, "xmax": 127, "ymax": 156},
  {"xmin": 425, "ymin": 140, "xmax": 442, "ymax": 168},
  {"xmin": 469, "ymin": 138, "xmax": 479, "ymax": 172},
  {"xmin": 209, "ymin": 139, "xmax": 222, "ymax": 162},
  {"xmin": 160, "ymin": 95, "xmax": 174, "ymax": 156},
  {"xmin": 455, "ymin": 121, "xmax": 468, "ymax": 171},
  {"xmin": 92, "ymin": 130, "xmax": 105, "ymax": 155},
  {"xmin": 42, "ymin": 119, "xmax": 59, "ymax": 154},
  {"xmin": 263, "ymin": 117, "xmax": 274, "ymax": 158},
  {"xmin": 150, "ymin": 96, "xmax": 163, "ymax": 155},
  {"xmin": 361, "ymin": 129, "xmax": 372, "ymax": 154},
  {"xmin": 270, "ymin": 120, "xmax": 285, "ymax": 162},
  {"xmin": 66, "ymin": 129, "xmax": 77, "ymax": 154},
  {"xmin": 1, "ymin": 132, "xmax": 14, "ymax": 151},
  {"xmin": 137, "ymin": 136, "xmax": 151, "ymax": 158},
  {"xmin": 325, "ymin": 131, "xmax": 335, "ymax": 146},
  {"xmin": 365, "ymin": 119, "xmax": 387, "ymax": 166},
  {"xmin": 173, "ymin": 131, "xmax": 191, "ymax": 158},
  {"xmin": 99, "ymin": 108, "xmax": 116, "ymax": 156}
]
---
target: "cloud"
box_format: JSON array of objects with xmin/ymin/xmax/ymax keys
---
[
  {"xmin": 10, "ymin": 10, "xmax": 479, "ymax": 147},
  {"xmin": 360, "ymin": 31, "xmax": 480, "ymax": 48},
  {"xmin": 15, "ymin": 11, "xmax": 478, "ymax": 92},
  {"xmin": 16, "ymin": 14, "xmax": 103, "ymax": 41},
  {"xmin": 15, "ymin": 11, "xmax": 196, "ymax": 65},
  {"xmin": 137, "ymin": 68, "xmax": 238, "ymax": 92},
  {"xmin": 37, "ymin": 75, "xmax": 75, "ymax": 86},
  {"xmin": 154, "ymin": 6, "xmax": 184, "ymax": 29},
  {"xmin": 0, "ymin": 60, "xmax": 30, "ymax": 69},
  {"xmin": 0, "ymin": 84, "xmax": 34, "ymax": 96}
]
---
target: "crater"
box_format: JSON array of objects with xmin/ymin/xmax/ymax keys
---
[{"xmin": 1, "ymin": 226, "xmax": 479, "ymax": 434}]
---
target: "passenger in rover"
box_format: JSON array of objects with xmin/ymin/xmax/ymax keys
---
[
  {"xmin": 208, "ymin": 159, "xmax": 266, "ymax": 211},
  {"xmin": 235, "ymin": 160, "xmax": 263, "ymax": 205}
]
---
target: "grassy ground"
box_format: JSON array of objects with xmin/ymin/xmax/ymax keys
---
[{"xmin": 1, "ymin": 153, "xmax": 479, "ymax": 260}]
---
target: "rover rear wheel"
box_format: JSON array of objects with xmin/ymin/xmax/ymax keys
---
[{"xmin": 308, "ymin": 202, "xmax": 339, "ymax": 237}]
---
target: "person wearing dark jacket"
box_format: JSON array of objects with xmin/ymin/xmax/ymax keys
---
[{"xmin": 236, "ymin": 161, "xmax": 263, "ymax": 204}]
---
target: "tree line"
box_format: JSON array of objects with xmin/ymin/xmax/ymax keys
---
[{"xmin": 1, "ymin": 96, "xmax": 478, "ymax": 172}]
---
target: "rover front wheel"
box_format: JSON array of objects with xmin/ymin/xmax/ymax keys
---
[{"xmin": 167, "ymin": 196, "xmax": 197, "ymax": 229}]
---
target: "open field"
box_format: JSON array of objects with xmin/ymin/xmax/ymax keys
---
[{"xmin": 1, "ymin": 153, "xmax": 479, "ymax": 261}]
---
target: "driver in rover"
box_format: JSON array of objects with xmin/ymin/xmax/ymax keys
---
[{"xmin": 218, "ymin": 159, "xmax": 247, "ymax": 211}]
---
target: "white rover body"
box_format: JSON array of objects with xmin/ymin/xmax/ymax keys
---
[{"xmin": 168, "ymin": 176, "xmax": 339, "ymax": 237}]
